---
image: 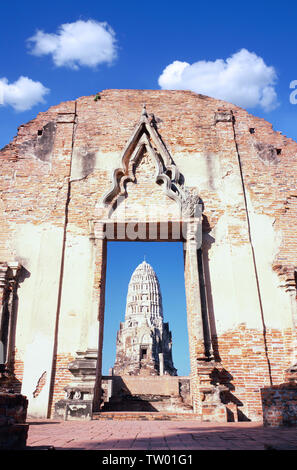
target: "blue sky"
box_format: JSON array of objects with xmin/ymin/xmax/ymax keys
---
[
  {"xmin": 1, "ymin": 1, "xmax": 296, "ymax": 376},
  {"xmin": 1, "ymin": 0, "xmax": 297, "ymax": 149}
]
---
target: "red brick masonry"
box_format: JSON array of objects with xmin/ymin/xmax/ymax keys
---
[
  {"xmin": 0, "ymin": 90, "xmax": 296, "ymax": 421},
  {"xmin": 261, "ymin": 384, "xmax": 297, "ymax": 426}
]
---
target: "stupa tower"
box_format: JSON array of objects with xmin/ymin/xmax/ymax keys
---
[{"xmin": 113, "ymin": 260, "xmax": 177, "ymax": 376}]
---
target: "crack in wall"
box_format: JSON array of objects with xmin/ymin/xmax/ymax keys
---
[
  {"xmin": 47, "ymin": 101, "xmax": 78, "ymax": 418},
  {"xmin": 231, "ymin": 112, "xmax": 273, "ymax": 386}
]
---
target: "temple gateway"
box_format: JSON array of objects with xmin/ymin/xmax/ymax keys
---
[{"xmin": 0, "ymin": 89, "xmax": 297, "ymax": 425}]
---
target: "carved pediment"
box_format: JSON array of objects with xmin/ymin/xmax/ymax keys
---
[
  {"xmin": 99, "ymin": 105, "xmax": 201, "ymax": 221},
  {"xmin": 102, "ymin": 106, "xmax": 185, "ymax": 207}
]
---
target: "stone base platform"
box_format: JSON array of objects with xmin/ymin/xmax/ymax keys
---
[
  {"xmin": 0, "ymin": 423, "xmax": 29, "ymax": 450},
  {"xmin": 101, "ymin": 375, "xmax": 192, "ymax": 414},
  {"xmin": 0, "ymin": 392, "xmax": 29, "ymax": 449},
  {"xmin": 101, "ymin": 394, "xmax": 193, "ymax": 413}
]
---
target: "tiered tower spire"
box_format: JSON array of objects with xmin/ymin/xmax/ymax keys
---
[{"xmin": 113, "ymin": 261, "xmax": 177, "ymax": 376}]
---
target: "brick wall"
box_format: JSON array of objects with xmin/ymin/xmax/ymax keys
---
[
  {"xmin": 261, "ymin": 384, "xmax": 297, "ymax": 426},
  {"xmin": 48, "ymin": 353, "xmax": 75, "ymax": 417},
  {"xmin": 0, "ymin": 90, "xmax": 296, "ymax": 420},
  {"xmin": 214, "ymin": 325, "xmax": 297, "ymax": 420}
]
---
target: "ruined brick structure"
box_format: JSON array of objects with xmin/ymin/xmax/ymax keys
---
[
  {"xmin": 113, "ymin": 260, "xmax": 177, "ymax": 377},
  {"xmin": 0, "ymin": 392, "xmax": 28, "ymax": 449},
  {"xmin": 0, "ymin": 89, "xmax": 296, "ymax": 422}
]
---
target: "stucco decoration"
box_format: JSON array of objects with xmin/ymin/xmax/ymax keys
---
[{"xmin": 102, "ymin": 105, "xmax": 196, "ymax": 213}]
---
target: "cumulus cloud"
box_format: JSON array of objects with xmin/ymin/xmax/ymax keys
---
[
  {"xmin": 0, "ymin": 76, "xmax": 49, "ymax": 112},
  {"xmin": 27, "ymin": 19, "xmax": 117, "ymax": 69},
  {"xmin": 158, "ymin": 49, "xmax": 278, "ymax": 111}
]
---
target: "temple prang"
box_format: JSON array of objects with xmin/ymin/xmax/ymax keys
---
[{"xmin": 113, "ymin": 260, "xmax": 177, "ymax": 377}]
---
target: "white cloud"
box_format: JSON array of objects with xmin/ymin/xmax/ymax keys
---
[
  {"xmin": 0, "ymin": 76, "xmax": 49, "ymax": 112},
  {"xmin": 27, "ymin": 19, "xmax": 117, "ymax": 69},
  {"xmin": 158, "ymin": 49, "xmax": 279, "ymax": 111}
]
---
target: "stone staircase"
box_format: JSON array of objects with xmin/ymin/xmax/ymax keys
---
[
  {"xmin": 93, "ymin": 411, "xmax": 201, "ymax": 421},
  {"xmin": 100, "ymin": 393, "xmax": 193, "ymax": 414}
]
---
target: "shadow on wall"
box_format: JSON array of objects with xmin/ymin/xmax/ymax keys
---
[
  {"xmin": 198, "ymin": 216, "xmax": 251, "ymax": 422},
  {"xmin": 210, "ymin": 367, "xmax": 250, "ymax": 422}
]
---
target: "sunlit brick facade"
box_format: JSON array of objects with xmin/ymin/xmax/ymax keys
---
[{"xmin": 0, "ymin": 89, "xmax": 296, "ymax": 422}]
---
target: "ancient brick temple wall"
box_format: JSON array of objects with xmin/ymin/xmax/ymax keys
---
[
  {"xmin": 0, "ymin": 393, "xmax": 29, "ymax": 449},
  {"xmin": 0, "ymin": 90, "xmax": 296, "ymax": 420},
  {"xmin": 213, "ymin": 326, "xmax": 296, "ymax": 420},
  {"xmin": 261, "ymin": 385, "xmax": 297, "ymax": 426}
]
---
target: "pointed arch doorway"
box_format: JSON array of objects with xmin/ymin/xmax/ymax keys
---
[
  {"xmin": 87, "ymin": 106, "xmax": 214, "ymax": 416},
  {"xmin": 104, "ymin": 243, "xmax": 189, "ymax": 364}
]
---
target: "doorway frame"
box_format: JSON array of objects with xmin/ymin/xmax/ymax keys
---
[{"xmin": 90, "ymin": 218, "xmax": 212, "ymax": 414}]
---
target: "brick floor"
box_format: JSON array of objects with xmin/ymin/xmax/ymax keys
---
[{"xmin": 25, "ymin": 419, "xmax": 297, "ymax": 451}]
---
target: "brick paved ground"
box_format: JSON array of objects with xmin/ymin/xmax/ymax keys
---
[{"xmin": 25, "ymin": 419, "xmax": 297, "ymax": 451}]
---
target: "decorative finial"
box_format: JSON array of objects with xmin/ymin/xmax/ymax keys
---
[{"xmin": 142, "ymin": 103, "xmax": 148, "ymax": 117}]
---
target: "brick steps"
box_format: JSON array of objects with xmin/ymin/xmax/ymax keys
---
[
  {"xmin": 101, "ymin": 395, "xmax": 193, "ymax": 414},
  {"xmin": 92, "ymin": 411, "xmax": 201, "ymax": 421}
]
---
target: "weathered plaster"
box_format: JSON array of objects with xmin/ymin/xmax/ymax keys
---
[
  {"xmin": 57, "ymin": 233, "xmax": 94, "ymax": 353},
  {"xmin": 71, "ymin": 150, "xmax": 121, "ymax": 181},
  {"xmin": 246, "ymin": 194, "xmax": 293, "ymax": 329},
  {"xmin": 207, "ymin": 214, "xmax": 263, "ymax": 333},
  {"xmin": 11, "ymin": 223, "xmax": 64, "ymax": 417},
  {"xmin": 12, "ymin": 223, "xmax": 64, "ymax": 351},
  {"xmin": 21, "ymin": 333, "xmax": 53, "ymax": 418},
  {"xmin": 173, "ymin": 152, "xmax": 221, "ymax": 190}
]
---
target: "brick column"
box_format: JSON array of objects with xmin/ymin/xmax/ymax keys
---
[
  {"xmin": 5, "ymin": 263, "xmax": 21, "ymax": 368},
  {"xmin": 91, "ymin": 222, "xmax": 107, "ymax": 412},
  {"xmin": 285, "ymin": 276, "xmax": 297, "ymax": 366},
  {"xmin": 0, "ymin": 262, "xmax": 21, "ymax": 367},
  {"xmin": 183, "ymin": 220, "xmax": 205, "ymax": 413},
  {"xmin": 0, "ymin": 263, "xmax": 8, "ymax": 364},
  {"xmin": 0, "ymin": 263, "xmax": 8, "ymax": 312},
  {"xmin": 184, "ymin": 221, "xmax": 205, "ymax": 360}
]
